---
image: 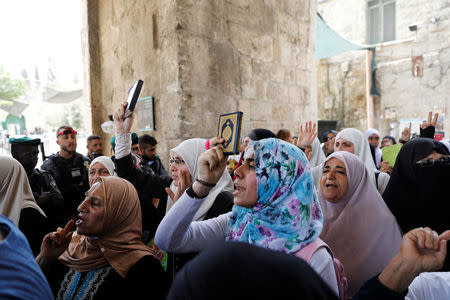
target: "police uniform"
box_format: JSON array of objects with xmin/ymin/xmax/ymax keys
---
[
  {"xmin": 41, "ymin": 151, "xmax": 90, "ymax": 221},
  {"xmin": 10, "ymin": 137, "xmax": 65, "ymax": 228}
]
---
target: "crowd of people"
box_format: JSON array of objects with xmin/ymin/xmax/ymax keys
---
[{"xmin": 0, "ymin": 102, "xmax": 449, "ymax": 299}]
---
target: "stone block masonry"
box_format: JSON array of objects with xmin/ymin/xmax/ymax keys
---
[{"xmin": 83, "ymin": 0, "xmax": 317, "ymax": 163}]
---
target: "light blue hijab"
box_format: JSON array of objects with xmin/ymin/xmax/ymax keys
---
[{"xmin": 225, "ymin": 138, "xmax": 323, "ymax": 254}]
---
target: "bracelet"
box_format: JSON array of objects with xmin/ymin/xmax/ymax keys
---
[{"xmin": 195, "ymin": 178, "xmax": 216, "ymax": 188}]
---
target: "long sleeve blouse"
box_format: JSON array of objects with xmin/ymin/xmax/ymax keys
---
[{"xmin": 155, "ymin": 191, "xmax": 339, "ymax": 296}]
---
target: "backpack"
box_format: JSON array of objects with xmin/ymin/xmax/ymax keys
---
[{"xmin": 295, "ymin": 238, "xmax": 348, "ymax": 300}]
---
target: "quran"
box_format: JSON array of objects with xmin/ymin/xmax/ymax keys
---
[{"xmin": 217, "ymin": 111, "xmax": 243, "ymax": 155}]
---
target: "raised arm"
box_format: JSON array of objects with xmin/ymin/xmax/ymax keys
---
[{"xmin": 154, "ymin": 146, "xmax": 230, "ymax": 253}]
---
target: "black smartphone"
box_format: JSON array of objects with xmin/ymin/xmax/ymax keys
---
[{"xmin": 124, "ymin": 79, "xmax": 144, "ymax": 118}]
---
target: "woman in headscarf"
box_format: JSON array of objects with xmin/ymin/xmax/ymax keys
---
[
  {"xmin": 164, "ymin": 138, "xmax": 236, "ymax": 279},
  {"xmin": 155, "ymin": 138, "xmax": 339, "ymax": 295},
  {"xmin": 365, "ymin": 128, "xmax": 382, "ymax": 169},
  {"xmin": 382, "ymin": 138, "xmax": 450, "ymax": 272},
  {"xmin": 381, "ymin": 136, "xmax": 396, "ymax": 148},
  {"xmin": 318, "ymin": 151, "xmax": 402, "ymax": 296},
  {"xmin": 0, "ymin": 155, "xmax": 49, "ymax": 256},
  {"xmin": 231, "ymin": 128, "xmax": 277, "ymax": 179},
  {"xmin": 312, "ymin": 128, "xmax": 390, "ymax": 195},
  {"xmin": 166, "ymin": 138, "xmax": 234, "ymax": 221},
  {"xmin": 35, "ymin": 176, "xmax": 169, "ymax": 299},
  {"xmin": 89, "ymin": 156, "xmax": 116, "ymax": 186},
  {"xmin": 309, "ymin": 137, "xmax": 326, "ymax": 168}
]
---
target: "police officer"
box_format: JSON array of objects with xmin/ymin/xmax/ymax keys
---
[
  {"xmin": 10, "ymin": 137, "xmax": 65, "ymax": 229},
  {"xmin": 41, "ymin": 126, "xmax": 90, "ymax": 222}
]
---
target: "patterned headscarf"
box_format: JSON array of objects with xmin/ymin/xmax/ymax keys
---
[{"xmin": 225, "ymin": 138, "xmax": 323, "ymax": 254}]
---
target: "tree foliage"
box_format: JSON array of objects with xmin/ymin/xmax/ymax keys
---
[{"xmin": 0, "ymin": 65, "xmax": 25, "ymax": 99}]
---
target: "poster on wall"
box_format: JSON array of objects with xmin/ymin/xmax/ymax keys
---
[{"xmin": 136, "ymin": 96, "xmax": 156, "ymax": 132}]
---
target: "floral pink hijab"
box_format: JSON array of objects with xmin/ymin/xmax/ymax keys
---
[{"xmin": 318, "ymin": 151, "xmax": 402, "ymax": 296}]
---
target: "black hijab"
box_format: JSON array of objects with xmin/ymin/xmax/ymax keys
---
[
  {"xmin": 246, "ymin": 128, "xmax": 277, "ymax": 140},
  {"xmin": 383, "ymin": 138, "xmax": 450, "ymax": 234},
  {"xmin": 167, "ymin": 241, "xmax": 338, "ymax": 300}
]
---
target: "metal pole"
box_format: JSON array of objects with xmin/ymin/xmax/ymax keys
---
[{"xmin": 366, "ymin": 50, "xmax": 375, "ymax": 129}]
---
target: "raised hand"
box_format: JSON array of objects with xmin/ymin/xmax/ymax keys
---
[
  {"xmin": 439, "ymin": 230, "xmax": 450, "ymax": 241},
  {"xmin": 165, "ymin": 169, "xmax": 192, "ymax": 203},
  {"xmin": 401, "ymin": 122, "xmax": 412, "ymax": 142},
  {"xmin": 420, "ymin": 112, "xmax": 439, "ymax": 130},
  {"xmin": 379, "ymin": 227, "xmax": 447, "ymax": 292},
  {"xmin": 113, "ymin": 102, "xmax": 135, "ymax": 134},
  {"xmin": 208, "ymin": 137, "xmax": 224, "ymax": 149},
  {"xmin": 400, "ymin": 227, "xmax": 447, "ymax": 272},
  {"xmin": 297, "ymin": 121, "xmax": 317, "ymax": 149},
  {"xmin": 193, "ymin": 146, "xmax": 228, "ymax": 197},
  {"xmin": 37, "ymin": 219, "xmax": 74, "ymax": 261}
]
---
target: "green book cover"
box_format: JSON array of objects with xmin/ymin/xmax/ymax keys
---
[{"xmin": 382, "ymin": 143, "xmax": 403, "ymax": 166}]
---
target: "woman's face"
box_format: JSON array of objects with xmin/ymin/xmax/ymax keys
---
[
  {"xmin": 320, "ymin": 158, "xmax": 349, "ymax": 203},
  {"xmin": 335, "ymin": 138, "xmax": 355, "ymax": 154},
  {"xmin": 368, "ymin": 134, "xmax": 380, "ymax": 148},
  {"xmin": 89, "ymin": 162, "xmax": 111, "ymax": 186},
  {"xmin": 76, "ymin": 182, "xmax": 105, "ymax": 236},
  {"xmin": 233, "ymin": 147, "xmax": 257, "ymax": 208},
  {"xmin": 169, "ymin": 152, "xmax": 190, "ymax": 187},
  {"xmin": 381, "ymin": 137, "xmax": 394, "ymax": 148},
  {"xmin": 417, "ymin": 150, "xmax": 449, "ymax": 164},
  {"xmin": 239, "ymin": 136, "xmax": 251, "ymax": 153}
]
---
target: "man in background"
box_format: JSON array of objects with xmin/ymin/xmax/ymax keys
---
[
  {"xmin": 138, "ymin": 134, "xmax": 168, "ymax": 176},
  {"xmin": 84, "ymin": 134, "xmax": 103, "ymax": 162},
  {"xmin": 10, "ymin": 137, "xmax": 64, "ymax": 228}
]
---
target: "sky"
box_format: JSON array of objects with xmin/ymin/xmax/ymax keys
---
[{"xmin": 0, "ymin": 0, "xmax": 82, "ymax": 89}]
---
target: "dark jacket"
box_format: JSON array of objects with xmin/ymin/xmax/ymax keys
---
[
  {"xmin": 29, "ymin": 169, "xmax": 65, "ymax": 228},
  {"xmin": 139, "ymin": 156, "xmax": 169, "ymax": 176},
  {"xmin": 114, "ymin": 153, "xmax": 172, "ymax": 239},
  {"xmin": 41, "ymin": 152, "xmax": 90, "ymax": 221}
]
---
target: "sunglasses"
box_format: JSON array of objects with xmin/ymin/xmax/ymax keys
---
[
  {"xmin": 416, "ymin": 155, "xmax": 450, "ymax": 167},
  {"xmin": 58, "ymin": 129, "xmax": 77, "ymax": 136}
]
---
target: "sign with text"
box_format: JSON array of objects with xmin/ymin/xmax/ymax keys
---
[{"xmin": 136, "ymin": 96, "xmax": 156, "ymax": 132}]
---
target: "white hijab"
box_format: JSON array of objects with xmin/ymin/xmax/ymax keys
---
[
  {"xmin": 364, "ymin": 128, "xmax": 382, "ymax": 168},
  {"xmin": 311, "ymin": 128, "xmax": 390, "ymax": 194},
  {"xmin": 0, "ymin": 155, "xmax": 46, "ymax": 225},
  {"xmin": 309, "ymin": 137, "xmax": 326, "ymax": 168},
  {"xmin": 166, "ymin": 138, "xmax": 234, "ymax": 221},
  {"xmin": 90, "ymin": 156, "xmax": 116, "ymax": 176}
]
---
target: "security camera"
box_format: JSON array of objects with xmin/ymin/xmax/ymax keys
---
[{"xmin": 409, "ymin": 24, "xmax": 418, "ymax": 31}]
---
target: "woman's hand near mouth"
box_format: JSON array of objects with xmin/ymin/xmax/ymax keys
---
[{"xmin": 36, "ymin": 219, "xmax": 74, "ymax": 263}]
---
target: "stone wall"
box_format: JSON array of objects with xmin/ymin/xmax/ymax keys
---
[
  {"xmin": 84, "ymin": 0, "xmax": 317, "ymax": 162},
  {"xmin": 317, "ymin": 0, "xmax": 450, "ymax": 140}
]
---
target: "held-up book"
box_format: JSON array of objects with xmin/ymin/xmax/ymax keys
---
[{"xmin": 217, "ymin": 111, "xmax": 243, "ymax": 155}]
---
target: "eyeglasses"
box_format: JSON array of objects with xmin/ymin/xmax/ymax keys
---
[
  {"xmin": 416, "ymin": 155, "xmax": 450, "ymax": 167},
  {"xmin": 58, "ymin": 129, "xmax": 77, "ymax": 136},
  {"xmin": 169, "ymin": 158, "xmax": 185, "ymax": 165}
]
